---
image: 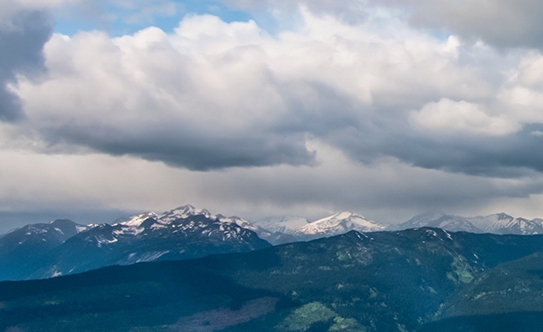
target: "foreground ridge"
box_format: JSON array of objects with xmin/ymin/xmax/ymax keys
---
[{"xmin": 2, "ymin": 228, "xmax": 543, "ymax": 331}]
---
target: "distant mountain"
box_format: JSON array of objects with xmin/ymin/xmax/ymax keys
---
[
  {"xmin": 3, "ymin": 228, "xmax": 543, "ymax": 332},
  {"xmin": 220, "ymin": 215, "xmax": 300, "ymax": 246},
  {"xmin": 8, "ymin": 205, "xmax": 543, "ymax": 283},
  {"xmin": 252, "ymin": 212, "xmax": 387, "ymax": 244},
  {"xmin": 0, "ymin": 205, "xmax": 271, "ymax": 281},
  {"xmin": 0, "ymin": 219, "xmax": 87, "ymax": 280},
  {"xmin": 468, "ymin": 213, "xmax": 543, "ymax": 235},
  {"xmin": 391, "ymin": 211, "xmax": 543, "ymax": 235},
  {"xmin": 291, "ymin": 211, "xmax": 386, "ymax": 240},
  {"xmin": 252, "ymin": 216, "xmax": 310, "ymax": 234},
  {"xmin": 389, "ymin": 211, "xmax": 480, "ymax": 233}
]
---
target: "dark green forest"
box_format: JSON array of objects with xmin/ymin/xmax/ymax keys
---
[{"xmin": 3, "ymin": 229, "xmax": 543, "ymax": 331}]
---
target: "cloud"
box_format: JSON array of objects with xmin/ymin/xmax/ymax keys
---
[
  {"xmin": 2, "ymin": 141, "xmax": 543, "ymax": 232},
  {"xmin": 7, "ymin": 9, "xmax": 543, "ymax": 176},
  {"xmin": 0, "ymin": 10, "xmax": 53, "ymax": 121},
  {"xmin": 410, "ymin": 98, "xmax": 520, "ymax": 137},
  {"xmin": 12, "ymin": 19, "xmax": 317, "ymax": 170},
  {"xmin": 0, "ymin": 6, "xmax": 538, "ymax": 178},
  {"xmin": 371, "ymin": 0, "xmax": 543, "ymax": 50},
  {"xmin": 221, "ymin": 0, "xmax": 543, "ymax": 50}
]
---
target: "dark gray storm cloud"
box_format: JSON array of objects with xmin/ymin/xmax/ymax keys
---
[
  {"xmin": 42, "ymin": 125, "xmax": 316, "ymax": 171},
  {"xmin": 329, "ymin": 124, "xmax": 543, "ymax": 179},
  {"xmin": 0, "ymin": 10, "xmax": 52, "ymax": 121}
]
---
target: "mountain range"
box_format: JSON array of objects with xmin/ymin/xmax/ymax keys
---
[
  {"xmin": 3, "ymin": 228, "xmax": 543, "ymax": 331},
  {"xmin": 391, "ymin": 211, "xmax": 543, "ymax": 235},
  {"xmin": 3, "ymin": 205, "xmax": 543, "ymax": 282},
  {"xmin": 0, "ymin": 206, "xmax": 391, "ymax": 281},
  {"xmin": 0, "ymin": 205, "xmax": 270, "ymax": 281},
  {"xmin": 253, "ymin": 211, "xmax": 386, "ymax": 244},
  {"xmin": 253, "ymin": 210, "xmax": 543, "ymax": 242},
  {"xmin": 3, "ymin": 205, "xmax": 543, "ymax": 330}
]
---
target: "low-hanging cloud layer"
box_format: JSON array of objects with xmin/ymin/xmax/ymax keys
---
[{"xmin": 2, "ymin": 0, "xmax": 543, "ymax": 231}]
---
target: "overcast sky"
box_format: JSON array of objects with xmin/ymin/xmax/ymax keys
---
[{"xmin": 2, "ymin": 0, "xmax": 543, "ymax": 232}]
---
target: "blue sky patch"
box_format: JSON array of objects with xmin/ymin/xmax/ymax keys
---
[{"xmin": 53, "ymin": 0, "xmax": 255, "ymax": 36}]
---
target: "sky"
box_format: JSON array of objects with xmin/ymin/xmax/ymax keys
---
[{"xmin": 2, "ymin": 0, "xmax": 543, "ymax": 232}]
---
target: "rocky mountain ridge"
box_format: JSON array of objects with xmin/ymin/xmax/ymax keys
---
[
  {"xmin": 0, "ymin": 205, "xmax": 270, "ymax": 281},
  {"xmin": 3, "ymin": 205, "xmax": 543, "ymax": 281}
]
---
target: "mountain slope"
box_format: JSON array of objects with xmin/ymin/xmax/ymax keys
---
[
  {"xmin": 0, "ymin": 219, "xmax": 86, "ymax": 280},
  {"xmin": 439, "ymin": 251, "xmax": 543, "ymax": 318},
  {"xmin": 4, "ymin": 228, "xmax": 543, "ymax": 332},
  {"xmin": 420, "ymin": 252, "xmax": 543, "ymax": 331}
]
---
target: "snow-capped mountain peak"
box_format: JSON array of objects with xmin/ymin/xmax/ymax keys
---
[
  {"xmin": 294, "ymin": 211, "xmax": 385, "ymax": 238},
  {"xmin": 496, "ymin": 212, "xmax": 514, "ymax": 220},
  {"xmin": 119, "ymin": 212, "xmax": 158, "ymax": 228},
  {"xmin": 159, "ymin": 205, "xmax": 214, "ymax": 223},
  {"xmin": 217, "ymin": 215, "xmax": 258, "ymax": 232},
  {"xmin": 111, "ymin": 205, "xmax": 263, "ymax": 237},
  {"xmin": 400, "ymin": 211, "xmax": 448, "ymax": 228}
]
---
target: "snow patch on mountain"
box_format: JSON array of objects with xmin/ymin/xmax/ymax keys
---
[
  {"xmin": 159, "ymin": 205, "xmax": 214, "ymax": 224},
  {"xmin": 218, "ymin": 215, "xmax": 258, "ymax": 232},
  {"xmin": 120, "ymin": 212, "xmax": 158, "ymax": 228}
]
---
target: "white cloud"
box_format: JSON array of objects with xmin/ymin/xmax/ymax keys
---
[
  {"xmin": 492, "ymin": 52, "xmax": 543, "ymax": 125},
  {"xmin": 517, "ymin": 52, "xmax": 543, "ymax": 89},
  {"xmin": 410, "ymin": 98, "xmax": 520, "ymax": 137},
  {"xmin": 6, "ymin": 9, "xmax": 536, "ymax": 171}
]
